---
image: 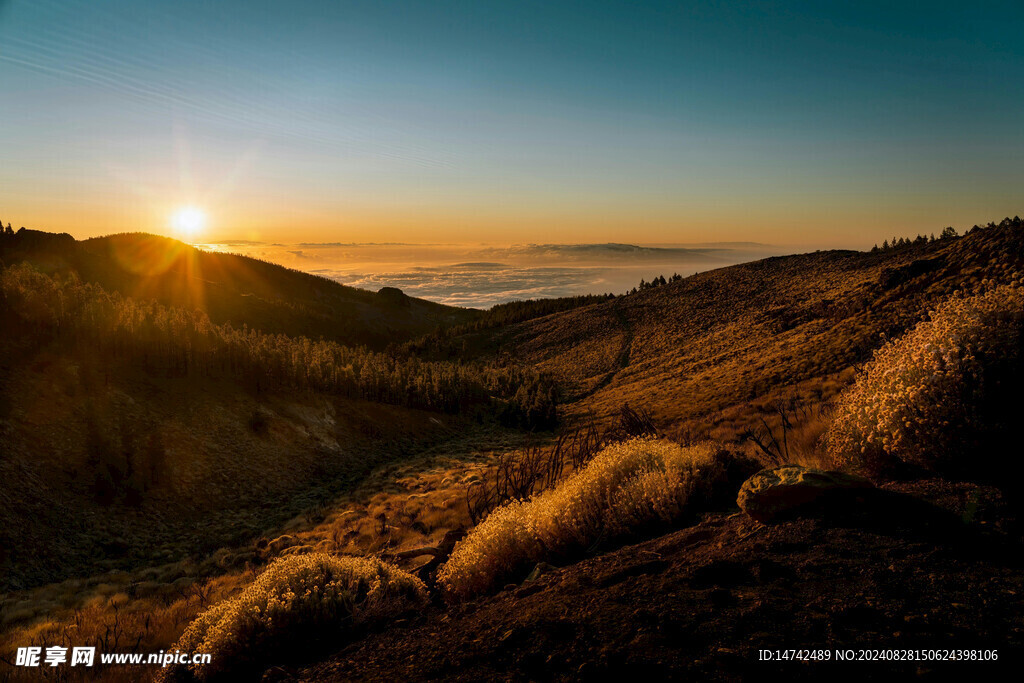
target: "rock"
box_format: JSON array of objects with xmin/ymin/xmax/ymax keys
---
[{"xmin": 737, "ymin": 465, "xmax": 873, "ymax": 523}]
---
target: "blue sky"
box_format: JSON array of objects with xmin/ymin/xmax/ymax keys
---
[{"xmin": 1, "ymin": 0, "xmax": 1022, "ymax": 246}]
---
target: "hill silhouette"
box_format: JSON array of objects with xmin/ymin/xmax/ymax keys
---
[{"xmin": 0, "ymin": 229, "xmax": 475, "ymax": 348}]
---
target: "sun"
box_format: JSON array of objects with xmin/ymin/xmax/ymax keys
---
[{"xmin": 170, "ymin": 206, "xmax": 206, "ymax": 239}]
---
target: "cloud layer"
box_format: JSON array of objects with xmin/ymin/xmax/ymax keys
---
[{"xmin": 197, "ymin": 241, "xmax": 782, "ymax": 308}]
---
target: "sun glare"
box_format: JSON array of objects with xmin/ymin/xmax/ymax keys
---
[{"xmin": 171, "ymin": 206, "xmax": 206, "ymax": 239}]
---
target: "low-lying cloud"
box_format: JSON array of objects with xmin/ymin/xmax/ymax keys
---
[{"xmin": 196, "ymin": 241, "xmax": 783, "ymax": 308}]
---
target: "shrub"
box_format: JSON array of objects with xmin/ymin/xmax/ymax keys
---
[
  {"xmin": 438, "ymin": 438, "xmax": 746, "ymax": 599},
  {"xmin": 160, "ymin": 554, "xmax": 427, "ymax": 681},
  {"xmin": 823, "ymin": 282, "xmax": 1024, "ymax": 475}
]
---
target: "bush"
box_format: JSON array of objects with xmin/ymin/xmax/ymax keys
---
[
  {"xmin": 438, "ymin": 438, "xmax": 746, "ymax": 599},
  {"xmin": 823, "ymin": 282, "xmax": 1024, "ymax": 475},
  {"xmin": 160, "ymin": 554, "xmax": 427, "ymax": 681}
]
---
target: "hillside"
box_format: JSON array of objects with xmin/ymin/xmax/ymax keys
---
[
  {"xmin": 0, "ymin": 257, "xmax": 551, "ymax": 593},
  {"xmin": 0, "ymin": 349, "xmax": 464, "ymax": 592},
  {"xmin": 0, "ymin": 229, "xmax": 476, "ymax": 348},
  {"xmin": 444, "ymin": 220, "xmax": 1024, "ymax": 441}
]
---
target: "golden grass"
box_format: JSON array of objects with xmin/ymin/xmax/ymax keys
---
[
  {"xmin": 824, "ymin": 281, "xmax": 1024, "ymax": 472},
  {"xmin": 6, "ymin": 222, "xmax": 1023, "ymax": 678},
  {"xmin": 482, "ymin": 225, "xmax": 1024, "ymax": 436},
  {"xmin": 159, "ymin": 554, "xmax": 426, "ymax": 682},
  {"xmin": 438, "ymin": 438, "xmax": 730, "ymax": 599},
  {"xmin": 1, "ymin": 572, "xmax": 248, "ymax": 682}
]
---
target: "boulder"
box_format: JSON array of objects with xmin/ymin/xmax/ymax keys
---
[{"xmin": 737, "ymin": 465, "xmax": 873, "ymax": 523}]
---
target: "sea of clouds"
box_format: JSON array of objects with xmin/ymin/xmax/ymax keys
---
[{"xmin": 196, "ymin": 241, "xmax": 783, "ymax": 308}]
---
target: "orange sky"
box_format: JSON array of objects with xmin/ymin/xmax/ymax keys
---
[{"xmin": 5, "ymin": 190, "xmax": 1016, "ymax": 251}]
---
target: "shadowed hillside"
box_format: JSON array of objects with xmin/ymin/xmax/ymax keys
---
[{"xmin": 0, "ymin": 230, "xmax": 556, "ymax": 596}]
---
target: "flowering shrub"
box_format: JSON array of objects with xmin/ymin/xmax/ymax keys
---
[
  {"xmin": 438, "ymin": 438, "xmax": 735, "ymax": 599},
  {"xmin": 160, "ymin": 554, "xmax": 427, "ymax": 681},
  {"xmin": 823, "ymin": 282, "xmax": 1024, "ymax": 473}
]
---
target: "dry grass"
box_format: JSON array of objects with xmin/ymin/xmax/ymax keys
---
[
  {"xmin": 0, "ymin": 345, "xmax": 462, "ymax": 594},
  {"xmin": 5, "ymin": 221, "xmax": 1024, "ymax": 678},
  {"xmin": 1, "ymin": 572, "xmax": 248, "ymax": 682},
  {"xmin": 438, "ymin": 438, "xmax": 741, "ymax": 599},
  {"xmin": 0, "ymin": 427, "xmax": 523, "ymax": 681},
  {"xmin": 824, "ymin": 281, "xmax": 1024, "ymax": 474},
  {"xmin": 159, "ymin": 554, "xmax": 426, "ymax": 682}
]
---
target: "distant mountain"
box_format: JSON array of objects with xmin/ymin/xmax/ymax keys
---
[
  {"xmin": 653, "ymin": 241, "xmax": 774, "ymax": 249},
  {"xmin": 0, "ymin": 230, "xmax": 476, "ymax": 348},
  {"xmin": 475, "ymin": 242, "xmax": 762, "ymax": 262}
]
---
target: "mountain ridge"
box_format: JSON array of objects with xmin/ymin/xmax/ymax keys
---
[{"xmin": 0, "ymin": 229, "xmax": 477, "ymax": 349}]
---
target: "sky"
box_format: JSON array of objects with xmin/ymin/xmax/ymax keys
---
[{"xmin": 1, "ymin": 0, "xmax": 1023, "ymax": 249}]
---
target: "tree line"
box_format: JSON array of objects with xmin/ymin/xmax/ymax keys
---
[
  {"xmin": 871, "ymin": 227, "xmax": 958, "ymax": 252},
  {"xmin": 0, "ymin": 264, "xmax": 557, "ymax": 428},
  {"xmin": 870, "ymin": 217, "xmax": 1024, "ymax": 253}
]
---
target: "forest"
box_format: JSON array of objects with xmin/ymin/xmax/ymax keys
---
[{"xmin": 0, "ymin": 263, "xmax": 557, "ymax": 429}]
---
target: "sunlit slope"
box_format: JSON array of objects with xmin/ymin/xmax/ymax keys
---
[
  {"xmin": 0, "ymin": 230, "xmax": 476, "ymax": 347},
  {"xmin": 488, "ymin": 222, "xmax": 1024, "ymax": 428}
]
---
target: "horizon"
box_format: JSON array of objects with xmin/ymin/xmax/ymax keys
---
[
  {"xmin": 1, "ymin": 220, "xmax": 1002, "ymax": 307},
  {"xmin": 3, "ymin": 1, "xmax": 1023, "ymax": 248}
]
